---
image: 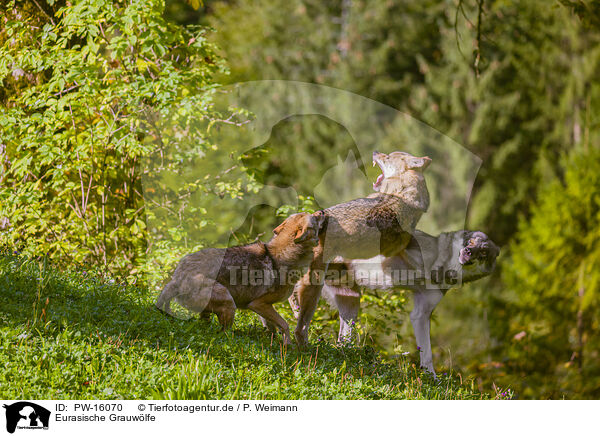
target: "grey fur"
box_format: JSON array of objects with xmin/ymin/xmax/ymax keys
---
[{"xmin": 291, "ymin": 229, "xmax": 500, "ymax": 377}]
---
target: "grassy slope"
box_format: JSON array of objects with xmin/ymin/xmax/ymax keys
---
[{"xmin": 0, "ymin": 254, "xmax": 500, "ymax": 399}]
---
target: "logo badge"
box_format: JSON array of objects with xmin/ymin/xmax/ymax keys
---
[{"xmin": 3, "ymin": 402, "xmax": 50, "ymax": 434}]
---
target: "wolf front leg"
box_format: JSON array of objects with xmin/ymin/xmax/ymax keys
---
[
  {"xmin": 287, "ymin": 281, "xmax": 302, "ymax": 320},
  {"xmin": 293, "ymin": 272, "xmax": 321, "ymax": 347},
  {"xmin": 259, "ymin": 316, "xmax": 278, "ymax": 333},
  {"xmin": 294, "ymin": 247, "xmax": 326, "ymax": 347},
  {"xmin": 410, "ymin": 289, "xmax": 443, "ymax": 378},
  {"xmin": 248, "ymin": 300, "xmax": 292, "ymax": 345}
]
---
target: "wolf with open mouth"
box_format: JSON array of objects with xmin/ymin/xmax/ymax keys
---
[{"xmin": 293, "ymin": 150, "xmax": 432, "ymax": 346}]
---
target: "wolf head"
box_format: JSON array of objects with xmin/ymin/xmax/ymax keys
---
[
  {"xmin": 459, "ymin": 231, "xmax": 500, "ymax": 276},
  {"xmin": 371, "ymin": 150, "xmax": 431, "ymax": 191}
]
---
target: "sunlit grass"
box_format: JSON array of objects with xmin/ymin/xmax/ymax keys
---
[{"xmin": 0, "ymin": 253, "xmax": 505, "ymax": 399}]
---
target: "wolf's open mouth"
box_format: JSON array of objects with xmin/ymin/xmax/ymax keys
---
[
  {"xmin": 459, "ymin": 247, "xmax": 472, "ymax": 265},
  {"xmin": 373, "ymin": 173, "xmax": 384, "ymax": 190},
  {"xmin": 372, "ymin": 158, "xmax": 385, "ymax": 190}
]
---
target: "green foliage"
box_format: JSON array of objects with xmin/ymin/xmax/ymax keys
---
[
  {"xmin": 488, "ymin": 149, "xmax": 600, "ymax": 399},
  {"xmin": 429, "ymin": 0, "xmax": 600, "ymax": 399},
  {"xmin": 413, "ymin": 0, "xmax": 600, "ymax": 244},
  {"xmin": 0, "ymin": 0, "xmax": 227, "ymax": 276},
  {"xmin": 0, "ymin": 253, "xmax": 502, "ymax": 399},
  {"xmin": 209, "ymin": 0, "xmax": 341, "ymax": 85},
  {"xmin": 209, "ymin": 0, "xmax": 444, "ymax": 108},
  {"xmin": 560, "ymin": 0, "xmax": 600, "ymax": 27}
]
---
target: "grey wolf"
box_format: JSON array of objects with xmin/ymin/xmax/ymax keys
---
[
  {"xmin": 290, "ymin": 229, "xmax": 499, "ymax": 377},
  {"xmin": 155, "ymin": 211, "xmax": 326, "ymax": 345},
  {"xmin": 293, "ymin": 151, "xmax": 432, "ymax": 347}
]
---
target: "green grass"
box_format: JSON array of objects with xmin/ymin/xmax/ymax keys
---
[{"xmin": 0, "ymin": 253, "xmax": 507, "ymax": 399}]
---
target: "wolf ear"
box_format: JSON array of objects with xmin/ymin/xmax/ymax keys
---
[
  {"xmin": 407, "ymin": 156, "xmax": 432, "ymax": 170},
  {"xmin": 294, "ymin": 211, "xmax": 325, "ymax": 243},
  {"xmin": 273, "ymin": 219, "xmax": 287, "ymax": 235},
  {"xmin": 463, "ymin": 231, "xmax": 475, "ymax": 246},
  {"xmin": 294, "ymin": 226, "xmax": 311, "ymax": 243}
]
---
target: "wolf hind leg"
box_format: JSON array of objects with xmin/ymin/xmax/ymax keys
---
[
  {"xmin": 155, "ymin": 281, "xmax": 179, "ymax": 315},
  {"xmin": 204, "ymin": 282, "xmax": 236, "ymax": 330}
]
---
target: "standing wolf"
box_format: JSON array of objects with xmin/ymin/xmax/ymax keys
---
[
  {"xmin": 290, "ymin": 229, "xmax": 500, "ymax": 377},
  {"xmin": 293, "ymin": 151, "xmax": 431, "ymax": 346}
]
